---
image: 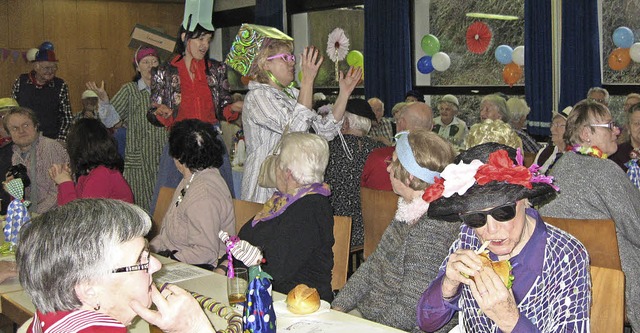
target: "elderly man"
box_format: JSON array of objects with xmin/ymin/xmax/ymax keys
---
[
  {"xmin": 0, "ymin": 98, "xmax": 19, "ymax": 214},
  {"xmin": 587, "ymin": 87, "xmax": 610, "ymax": 107},
  {"xmin": 506, "ymin": 97, "xmax": 542, "ymax": 153},
  {"xmin": 12, "ymin": 42, "xmax": 73, "ymax": 142},
  {"xmin": 433, "ymin": 94, "xmax": 468, "ymax": 150},
  {"xmin": 3, "ymin": 107, "xmax": 69, "ymax": 214},
  {"xmin": 361, "ymin": 102, "xmax": 434, "ymax": 191},
  {"xmin": 479, "ymin": 94, "xmax": 510, "ymax": 123},
  {"xmin": 367, "ymin": 97, "xmax": 394, "ymax": 145}
]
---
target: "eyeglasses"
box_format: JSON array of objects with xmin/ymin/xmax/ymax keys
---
[
  {"xmin": 588, "ymin": 98, "xmax": 606, "ymax": 104},
  {"xmin": 39, "ymin": 65, "xmax": 58, "ymax": 72},
  {"xmin": 589, "ymin": 121, "xmax": 618, "ymax": 131},
  {"xmin": 139, "ymin": 59, "xmax": 159, "ymax": 66},
  {"xmin": 111, "ymin": 239, "xmax": 150, "ymax": 274},
  {"xmin": 459, "ymin": 202, "xmax": 517, "ymax": 228},
  {"xmin": 550, "ymin": 123, "xmax": 566, "ymax": 128},
  {"xmin": 267, "ymin": 53, "xmax": 296, "ymax": 63}
]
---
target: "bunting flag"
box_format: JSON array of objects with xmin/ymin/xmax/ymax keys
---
[{"xmin": 0, "ymin": 48, "xmax": 30, "ymax": 63}]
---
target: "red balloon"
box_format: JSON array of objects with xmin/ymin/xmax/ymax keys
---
[
  {"xmin": 502, "ymin": 63, "xmax": 522, "ymax": 87},
  {"xmin": 608, "ymin": 48, "xmax": 631, "ymax": 71}
]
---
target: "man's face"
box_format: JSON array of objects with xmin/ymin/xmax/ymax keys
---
[
  {"xmin": 33, "ymin": 61, "xmax": 58, "ymax": 83},
  {"xmin": 5, "ymin": 113, "xmax": 38, "ymax": 149}
]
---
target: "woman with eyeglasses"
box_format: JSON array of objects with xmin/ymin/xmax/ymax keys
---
[
  {"xmin": 16, "ymin": 199, "xmax": 216, "ymax": 333},
  {"xmin": 540, "ymin": 100, "xmax": 640, "ymax": 330},
  {"xmin": 418, "ymin": 142, "xmax": 591, "ymax": 332},
  {"xmin": 532, "ymin": 106, "xmax": 571, "ymax": 174},
  {"xmin": 235, "ymin": 26, "xmax": 362, "ymax": 203}
]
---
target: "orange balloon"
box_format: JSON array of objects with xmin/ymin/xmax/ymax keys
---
[
  {"xmin": 608, "ymin": 48, "xmax": 631, "ymax": 71},
  {"xmin": 240, "ymin": 75, "xmax": 251, "ymax": 86},
  {"xmin": 502, "ymin": 63, "xmax": 522, "ymax": 87}
]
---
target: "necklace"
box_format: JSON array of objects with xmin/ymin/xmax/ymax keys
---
[
  {"xmin": 175, "ymin": 172, "xmax": 197, "ymax": 207},
  {"xmin": 568, "ymin": 144, "xmax": 608, "ymax": 159}
]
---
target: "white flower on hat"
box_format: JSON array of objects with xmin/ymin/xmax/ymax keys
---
[{"xmin": 440, "ymin": 159, "xmax": 483, "ymax": 198}]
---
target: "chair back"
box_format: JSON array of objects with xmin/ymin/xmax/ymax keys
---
[
  {"xmin": 542, "ymin": 216, "xmax": 621, "ymax": 270},
  {"xmin": 150, "ymin": 187, "xmax": 176, "ymax": 239},
  {"xmin": 360, "ymin": 187, "xmax": 398, "ymax": 259},
  {"xmin": 232, "ymin": 199, "xmax": 263, "ymax": 233},
  {"xmin": 332, "ymin": 216, "xmax": 352, "ymax": 291},
  {"xmin": 590, "ymin": 266, "xmax": 625, "ymax": 332}
]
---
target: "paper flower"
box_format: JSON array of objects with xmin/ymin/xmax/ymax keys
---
[
  {"xmin": 441, "ymin": 160, "xmax": 484, "ymax": 198},
  {"xmin": 466, "ymin": 21, "xmax": 492, "ymax": 54},
  {"xmin": 327, "ymin": 28, "xmax": 349, "ymax": 62}
]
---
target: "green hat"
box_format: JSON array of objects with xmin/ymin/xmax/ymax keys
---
[
  {"xmin": 182, "ymin": 0, "xmax": 215, "ymax": 32},
  {"xmin": 0, "ymin": 98, "xmax": 19, "ymax": 111},
  {"xmin": 225, "ymin": 24, "xmax": 293, "ymax": 76}
]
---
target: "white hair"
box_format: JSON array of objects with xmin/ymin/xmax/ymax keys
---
[{"xmin": 277, "ymin": 132, "xmax": 329, "ymax": 184}]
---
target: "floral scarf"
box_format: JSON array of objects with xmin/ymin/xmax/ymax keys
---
[{"xmin": 252, "ymin": 183, "xmax": 331, "ymax": 226}]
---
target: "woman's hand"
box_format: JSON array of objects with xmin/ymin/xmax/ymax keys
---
[
  {"xmin": 48, "ymin": 164, "xmax": 73, "ymax": 185},
  {"xmin": 153, "ymin": 103, "xmax": 173, "ymax": 119},
  {"xmin": 469, "ymin": 266, "xmax": 520, "ymax": 332},
  {"xmin": 300, "ymin": 46, "xmax": 323, "ymax": 84},
  {"xmin": 338, "ymin": 66, "xmax": 363, "ymax": 96},
  {"xmin": 441, "ymin": 249, "xmax": 483, "ymax": 298},
  {"xmin": 130, "ymin": 284, "xmax": 215, "ymax": 333},
  {"xmin": 86, "ymin": 81, "xmax": 109, "ymax": 102}
]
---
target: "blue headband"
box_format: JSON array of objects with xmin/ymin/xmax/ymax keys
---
[{"xmin": 395, "ymin": 131, "xmax": 441, "ymax": 183}]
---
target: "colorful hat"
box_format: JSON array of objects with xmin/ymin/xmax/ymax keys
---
[
  {"xmin": 134, "ymin": 47, "xmax": 158, "ymax": 65},
  {"xmin": 0, "ymin": 98, "xmax": 19, "ymax": 111},
  {"xmin": 182, "ymin": 0, "xmax": 215, "ymax": 32},
  {"xmin": 34, "ymin": 41, "xmax": 57, "ymax": 62},
  {"xmin": 225, "ymin": 24, "xmax": 293, "ymax": 76}
]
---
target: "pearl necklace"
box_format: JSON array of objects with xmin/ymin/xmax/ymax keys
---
[{"xmin": 175, "ymin": 172, "xmax": 197, "ymax": 207}]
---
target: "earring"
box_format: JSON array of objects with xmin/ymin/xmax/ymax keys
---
[{"xmin": 94, "ymin": 303, "xmax": 100, "ymax": 311}]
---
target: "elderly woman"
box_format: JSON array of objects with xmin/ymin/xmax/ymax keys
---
[
  {"xmin": 16, "ymin": 199, "xmax": 216, "ymax": 333},
  {"xmin": 610, "ymin": 100, "xmax": 640, "ymax": 172},
  {"xmin": 325, "ymin": 98, "xmax": 385, "ymax": 248},
  {"xmin": 433, "ymin": 94, "xmax": 468, "ymax": 149},
  {"xmin": 533, "ymin": 106, "xmax": 571, "ymax": 174},
  {"xmin": 464, "ymin": 119, "xmax": 522, "ymax": 151},
  {"xmin": 86, "ymin": 47, "xmax": 167, "ymax": 212},
  {"xmin": 332, "ymin": 130, "xmax": 460, "ymax": 333},
  {"xmin": 48, "ymin": 118, "xmax": 133, "ymax": 205},
  {"xmin": 506, "ymin": 97, "xmax": 541, "ymax": 153},
  {"xmin": 419, "ymin": 142, "xmax": 590, "ymax": 332},
  {"xmin": 539, "ymin": 100, "xmax": 640, "ymax": 330},
  {"xmin": 151, "ymin": 119, "xmax": 235, "ymax": 271},
  {"xmin": 238, "ymin": 132, "xmax": 334, "ymax": 301},
  {"xmin": 479, "ymin": 94, "xmax": 510, "ymax": 124},
  {"xmin": 234, "ymin": 25, "xmax": 362, "ymax": 203}
]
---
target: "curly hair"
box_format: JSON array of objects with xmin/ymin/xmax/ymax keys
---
[
  {"xmin": 169, "ymin": 119, "xmax": 223, "ymax": 171},
  {"xmin": 564, "ymin": 99, "xmax": 611, "ymax": 146},
  {"xmin": 249, "ymin": 39, "xmax": 294, "ymax": 84},
  {"xmin": 465, "ymin": 119, "xmax": 522, "ymax": 150},
  {"xmin": 481, "ymin": 94, "xmax": 510, "ymax": 123},
  {"xmin": 66, "ymin": 118, "xmax": 123, "ymax": 176}
]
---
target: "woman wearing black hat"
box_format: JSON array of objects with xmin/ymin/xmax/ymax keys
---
[
  {"xmin": 324, "ymin": 98, "xmax": 386, "ymax": 249},
  {"xmin": 417, "ymin": 143, "xmax": 590, "ymax": 332}
]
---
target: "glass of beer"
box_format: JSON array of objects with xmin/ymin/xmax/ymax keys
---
[{"xmin": 227, "ymin": 267, "xmax": 248, "ymax": 311}]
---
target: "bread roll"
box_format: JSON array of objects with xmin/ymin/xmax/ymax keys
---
[
  {"xmin": 475, "ymin": 252, "xmax": 514, "ymax": 289},
  {"xmin": 286, "ymin": 284, "xmax": 321, "ymax": 314}
]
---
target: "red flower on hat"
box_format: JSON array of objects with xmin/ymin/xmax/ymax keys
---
[
  {"xmin": 466, "ymin": 21, "xmax": 492, "ymax": 54},
  {"xmin": 475, "ymin": 150, "xmax": 532, "ymax": 189},
  {"xmin": 422, "ymin": 177, "xmax": 445, "ymax": 203}
]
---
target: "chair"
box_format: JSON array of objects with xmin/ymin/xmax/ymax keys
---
[
  {"xmin": 542, "ymin": 216, "xmax": 621, "ymax": 271},
  {"xmin": 360, "ymin": 187, "xmax": 398, "ymax": 259},
  {"xmin": 232, "ymin": 199, "xmax": 263, "ymax": 233},
  {"xmin": 332, "ymin": 216, "xmax": 352, "ymax": 291},
  {"xmin": 150, "ymin": 187, "xmax": 176, "ymax": 239},
  {"xmin": 590, "ymin": 266, "xmax": 625, "ymax": 333}
]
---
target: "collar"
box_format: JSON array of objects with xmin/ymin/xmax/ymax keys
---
[
  {"xmin": 137, "ymin": 78, "xmax": 150, "ymax": 92},
  {"xmin": 252, "ymin": 183, "xmax": 331, "ymax": 225},
  {"xmin": 27, "ymin": 71, "xmax": 55, "ymax": 88}
]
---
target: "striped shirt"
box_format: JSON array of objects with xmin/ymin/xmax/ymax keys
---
[{"xmin": 28, "ymin": 309, "xmax": 126, "ymax": 333}]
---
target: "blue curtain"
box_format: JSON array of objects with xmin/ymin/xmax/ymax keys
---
[
  {"xmin": 559, "ymin": 0, "xmax": 600, "ymax": 111},
  {"xmin": 254, "ymin": 0, "xmax": 284, "ymax": 31},
  {"xmin": 524, "ymin": 0, "xmax": 553, "ymax": 136},
  {"xmin": 364, "ymin": 0, "xmax": 411, "ymax": 117}
]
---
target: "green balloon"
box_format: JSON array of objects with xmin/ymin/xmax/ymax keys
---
[
  {"xmin": 346, "ymin": 50, "xmax": 364, "ymax": 66},
  {"xmin": 421, "ymin": 34, "xmax": 440, "ymax": 56}
]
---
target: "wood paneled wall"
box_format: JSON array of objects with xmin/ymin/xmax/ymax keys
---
[{"xmin": 0, "ymin": 0, "xmax": 184, "ymax": 113}]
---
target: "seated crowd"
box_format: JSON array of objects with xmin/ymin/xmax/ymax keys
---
[{"xmin": 2, "ymin": 23, "xmax": 639, "ymax": 333}]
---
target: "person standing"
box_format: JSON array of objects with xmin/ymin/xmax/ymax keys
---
[{"xmin": 12, "ymin": 42, "xmax": 72, "ymax": 142}]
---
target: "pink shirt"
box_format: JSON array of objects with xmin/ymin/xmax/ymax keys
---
[{"xmin": 57, "ymin": 165, "xmax": 134, "ymax": 206}]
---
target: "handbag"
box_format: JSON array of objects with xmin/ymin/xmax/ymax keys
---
[{"xmin": 258, "ymin": 124, "xmax": 289, "ymax": 188}]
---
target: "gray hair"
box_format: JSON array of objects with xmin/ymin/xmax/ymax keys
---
[
  {"xmin": 16, "ymin": 199, "xmax": 152, "ymax": 313},
  {"xmin": 344, "ymin": 112, "xmax": 372, "ymax": 134},
  {"xmin": 481, "ymin": 94, "xmax": 510, "ymax": 124},
  {"xmin": 277, "ymin": 132, "xmax": 329, "ymax": 185},
  {"xmin": 587, "ymin": 87, "xmax": 610, "ymax": 105},
  {"xmin": 506, "ymin": 97, "xmax": 530, "ymax": 126}
]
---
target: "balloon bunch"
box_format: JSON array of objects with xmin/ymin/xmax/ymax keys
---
[
  {"xmin": 417, "ymin": 34, "xmax": 451, "ymax": 74},
  {"xmin": 495, "ymin": 44, "xmax": 524, "ymax": 87},
  {"xmin": 608, "ymin": 26, "xmax": 637, "ymax": 71}
]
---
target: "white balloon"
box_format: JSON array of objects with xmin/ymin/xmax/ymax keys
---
[
  {"xmin": 26, "ymin": 48, "xmax": 39, "ymax": 62},
  {"xmin": 512, "ymin": 45, "xmax": 525, "ymax": 66},
  {"xmin": 630, "ymin": 43, "xmax": 640, "ymax": 63},
  {"xmin": 432, "ymin": 52, "xmax": 451, "ymax": 72}
]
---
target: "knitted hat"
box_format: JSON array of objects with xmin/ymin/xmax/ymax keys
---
[
  {"xmin": 225, "ymin": 24, "xmax": 293, "ymax": 75},
  {"xmin": 440, "ymin": 94, "xmax": 459, "ymax": 107},
  {"xmin": 346, "ymin": 98, "xmax": 376, "ymax": 121},
  {"xmin": 134, "ymin": 47, "xmax": 158, "ymax": 65},
  {"xmin": 426, "ymin": 142, "xmax": 557, "ymax": 222}
]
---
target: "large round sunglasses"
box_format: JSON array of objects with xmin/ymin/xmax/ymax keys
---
[{"xmin": 459, "ymin": 202, "xmax": 517, "ymax": 228}]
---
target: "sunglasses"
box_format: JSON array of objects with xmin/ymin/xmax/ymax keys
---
[
  {"xmin": 267, "ymin": 53, "xmax": 296, "ymax": 63},
  {"xmin": 459, "ymin": 202, "xmax": 517, "ymax": 228}
]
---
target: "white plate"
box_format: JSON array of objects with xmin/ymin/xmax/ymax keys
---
[{"xmin": 273, "ymin": 300, "xmax": 331, "ymax": 317}]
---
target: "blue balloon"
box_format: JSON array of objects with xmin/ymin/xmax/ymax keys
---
[
  {"xmin": 495, "ymin": 45, "xmax": 513, "ymax": 65},
  {"xmin": 613, "ymin": 27, "xmax": 634, "ymax": 48},
  {"xmin": 417, "ymin": 56, "xmax": 434, "ymax": 74},
  {"xmin": 39, "ymin": 41, "xmax": 54, "ymax": 51}
]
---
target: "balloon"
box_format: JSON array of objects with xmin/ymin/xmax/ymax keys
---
[
  {"xmin": 613, "ymin": 27, "xmax": 634, "ymax": 49},
  {"xmin": 630, "ymin": 43, "xmax": 640, "ymax": 62},
  {"xmin": 431, "ymin": 52, "xmax": 451, "ymax": 71},
  {"xmin": 608, "ymin": 47, "xmax": 631, "ymax": 71},
  {"xmin": 26, "ymin": 48, "xmax": 39, "ymax": 62},
  {"xmin": 502, "ymin": 63, "xmax": 522, "ymax": 86},
  {"xmin": 421, "ymin": 34, "xmax": 441, "ymax": 56},
  {"xmin": 512, "ymin": 45, "xmax": 525, "ymax": 66},
  {"xmin": 39, "ymin": 41, "xmax": 54, "ymax": 51},
  {"xmin": 346, "ymin": 50, "xmax": 364, "ymax": 66},
  {"xmin": 495, "ymin": 45, "xmax": 513, "ymax": 65},
  {"xmin": 417, "ymin": 56, "xmax": 434, "ymax": 74}
]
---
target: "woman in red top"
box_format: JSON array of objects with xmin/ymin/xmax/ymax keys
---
[{"xmin": 49, "ymin": 118, "xmax": 133, "ymax": 205}]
